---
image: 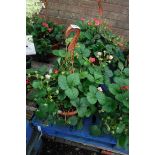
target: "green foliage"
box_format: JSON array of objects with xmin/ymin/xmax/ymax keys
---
[
  {"xmin": 58, "ymin": 75, "xmax": 68, "ymax": 90},
  {"xmin": 52, "ymin": 50, "xmax": 67, "ymax": 57},
  {"xmin": 26, "ymin": 16, "xmax": 64, "ymax": 56},
  {"xmin": 26, "ymin": 17, "xmax": 129, "ymax": 150},
  {"xmin": 67, "ymin": 116, "xmax": 78, "ymax": 126},
  {"xmin": 90, "ymin": 125, "xmax": 102, "ymax": 136},
  {"xmin": 65, "ymin": 88, "xmax": 79, "ymax": 100}
]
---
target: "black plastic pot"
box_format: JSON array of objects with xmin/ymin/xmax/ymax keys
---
[
  {"xmin": 31, "ymin": 54, "xmax": 50, "ymax": 63},
  {"xmin": 26, "ymin": 56, "xmax": 32, "ymax": 69}
]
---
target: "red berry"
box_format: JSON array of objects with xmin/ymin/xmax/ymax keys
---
[
  {"xmin": 120, "ymin": 86, "xmax": 129, "ymax": 90},
  {"xmin": 89, "ymin": 57, "xmax": 96, "ymax": 63},
  {"xmin": 53, "ymin": 69, "xmax": 59, "ymax": 74}
]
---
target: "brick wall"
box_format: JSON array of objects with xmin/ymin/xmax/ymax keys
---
[{"xmin": 41, "ymin": 0, "xmax": 129, "ymax": 39}]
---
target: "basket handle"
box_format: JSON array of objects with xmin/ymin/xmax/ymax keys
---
[{"xmin": 65, "ymin": 24, "xmax": 81, "ymax": 65}]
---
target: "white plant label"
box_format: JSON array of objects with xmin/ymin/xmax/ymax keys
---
[
  {"xmin": 26, "ymin": 35, "xmax": 36, "ymax": 55},
  {"xmin": 70, "ymin": 24, "xmax": 80, "ymax": 29}
]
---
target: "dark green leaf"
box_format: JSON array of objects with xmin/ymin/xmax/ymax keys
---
[
  {"xmin": 101, "ymin": 97, "xmax": 117, "ymax": 112},
  {"xmin": 52, "ymin": 50, "xmax": 67, "ymax": 57},
  {"xmin": 104, "ymin": 67, "xmax": 113, "ymax": 78},
  {"xmin": 79, "ymin": 71, "xmax": 88, "ymax": 79},
  {"xmin": 65, "ymin": 88, "xmax": 79, "ymax": 99},
  {"xmin": 90, "ymin": 125, "xmax": 101, "ymax": 136},
  {"xmin": 108, "ymin": 84, "xmax": 121, "ymax": 95},
  {"xmin": 87, "ymin": 74, "xmax": 95, "ymax": 82},
  {"xmin": 67, "ymin": 73, "xmax": 80, "ymax": 87},
  {"xmin": 76, "ymin": 119, "xmax": 83, "ymax": 130},
  {"xmin": 89, "ymin": 85, "xmax": 97, "ymax": 94},
  {"xmin": 117, "ymin": 135, "xmax": 129, "ymax": 150},
  {"xmin": 124, "ymin": 68, "xmax": 129, "ymax": 76},
  {"xmin": 87, "ymin": 92, "xmax": 97, "ymax": 104},
  {"xmin": 67, "ymin": 116, "xmax": 78, "ymax": 126},
  {"xmin": 96, "ymin": 91, "xmax": 106, "ymax": 105},
  {"xmin": 116, "ymin": 123, "xmax": 125, "ymax": 134},
  {"xmin": 32, "ymin": 81, "xmax": 42, "ymax": 89},
  {"xmin": 118, "ymin": 62, "xmax": 124, "ymax": 71},
  {"xmin": 58, "ymin": 75, "xmax": 68, "ymax": 90}
]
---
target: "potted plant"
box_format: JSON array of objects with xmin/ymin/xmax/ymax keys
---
[
  {"xmin": 26, "ymin": 23, "xmax": 129, "ymax": 149},
  {"xmin": 26, "ymin": 24, "xmax": 113, "ymax": 127},
  {"xmin": 26, "ymin": 16, "xmax": 65, "ymax": 62}
]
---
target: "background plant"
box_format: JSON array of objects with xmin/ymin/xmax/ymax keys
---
[
  {"xmin": 26, "ymin": 0, "xmax": 44, "ymax": 19},
  {"xmin": 26, "ymin": 17, "xmax": 65, "ymax": 56}
]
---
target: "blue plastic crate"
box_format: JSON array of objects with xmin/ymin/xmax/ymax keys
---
[
  {"xmin": 31, "ymin": 117, "xmax": 128, "ymax": 155},
  {"xmin": 26, "ymin": 120, "xmax": 33, "ymax": 144}
]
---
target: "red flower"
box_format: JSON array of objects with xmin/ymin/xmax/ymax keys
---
[
  {"xmin": 89, "ymin": 57, "xmax": 96, "ymax": 63},
  {"xmin": 48, "ymin": 28, "xmax": 52, "ymax": 32},
  {"xmin": 53, "ymin": 69, "xmax": 59, "ymax": 74},
  {"xmin": 80, "ymin": 17, "xmax": 85, "ymax": 21},
  {"xmin": 93, "ymin": 18, "xmax": 102, "ymax": 26},
  {"xmin": 120, "ymin": 86, "xmax": 129, "ymax": 90},
  {"xmin": 42, "ymin": 22, "xmax": 49, "ymax": 28},
  {"xmin": 26, "ymin": 79, "xmax": 30, "ymax": 85},
  {"xmin": 87, "ymin": 21, "xmax": 92, "ymax": 26}
]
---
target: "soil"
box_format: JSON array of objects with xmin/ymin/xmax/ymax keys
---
[{"xmin": 39, "ymin": 136, "xmax": 99, "ymax": 155}]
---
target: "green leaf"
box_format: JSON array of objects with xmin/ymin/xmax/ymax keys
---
[
  {"xmin": 67, "ymin": 73, "xmax": 80, "ymax": 87},
  {"xmin": 58, "ymin": 75, "xmax": 68, "ymax": 90},
  {"xmin": 118, "ymin": 61, "xmax": 124, "ymax": 71},
  {"xmin": 108, "ymin": 84, "xmax": 121, "ymax": 95},
  {"xmin": 116, "ymin": 123, "xmax": 126, "ymax": 134},
  {"xmin": 85, "ymin": 32, "xmax": 93, "ymax": 40},
  {"xmin": 78, "ymin": 84, "xmax": 84, "ymax": 92},
  {"xmin": 48, "ymin": 101, "xmax": 57, "ymax": 113},
  {"xmin": 58, "ymin": 93, "xmax": 66, "ymax": 101},
  {"xmin": 124, "ymin": 68, "xmax": 129, "ymax": 76},
  {"xmin": 65, "ymin": 88, "xmax": 79, "ymax": 100},
  {"xmin": 67, "ymin": 116, "xmax": 78, "ymax": 126},
  {"xmin": 104, "ymin": 67, "xmax": 113, "ymax": 78},
  {"xmin": 114, "ymin": 77, "xmax": 129, "ymax": 86},
  {"xmin": 76, "ymin": 119, "xmax": 83, "ymax": 130},
  {"xmin": 87, "ymin": 92, "xmax": 97, "ymax": 104},
  {"xmin": 80, "ymin": 97, "xmax": 89, "ymax": 106},
  {"xmin": 83, "ymin": 48, "xmax": 90, "ymax": 57},
  {"xmin": 70, "ymin": 98, "xmax": 80, "ymax": 107},
  {"xmin": 96, "ymin": 91, "xmax": 106, "ymax": 105},
  {"xmin": 77, "ymin": 97, "xmax": 89, "ymax": 117},
  {"xmin": 90, "ymin": 125, "xmax": 101, "ymax": 136},
  {"xmin": 115, "ymin": 93, "xmax": 129, "ymax": 108},
  {"xmin": 89, "ymin": 85, "xmax": 97, "ymax": 94},
  {"xmin": 35, "ymin": 98, "xmax": 45, "ymax": 105},
  {"xmin": 79, "ymin": 71, "xmax": 88, "ymax": 79},
  {"xmin": 38, "ymin": 65, "xmax": 48, "ymax": 74},
  {"xmin": 117, "ymin": 135, "xmax": 129, "ymax": 150},
  {"xmin": 52, "ymin": 50, "xmax": 67, "ymax": 57},
  {"xmin": 94, "ymin": 73, "xmax": 103, "ymax": 83},
  {"xmin": 101, "ymin": 97, "xmax": 117, "ymax": 112},
  {"xmin": 32, "ymin": 81, "xmax": 42, "ymax": 89},
  {"xmin": 87, "ymin": 74, "xmax": 94, "ymax": 82},
  {"xmin": 35, "ymin": 110, "xmax": 47, "ymax": 119},
  {"xmin": 83, "ymin": 61, "xmax": 90, "ymax": 67},
  {"xmin": 88, "ymin": 67, "xmax": 95, "ymax": 74},
  {"xmin": 77, "ymin": 106, "xmax": 87, "ymax": 117}
]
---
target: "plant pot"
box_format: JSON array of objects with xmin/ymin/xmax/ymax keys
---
[
  {"xmin": 31, "ymin": 54, "xmax": 50, "ymax": 63},
  {"xmin": 58, "ymin": 110, "xmax": 77, "ymax": 117}
]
